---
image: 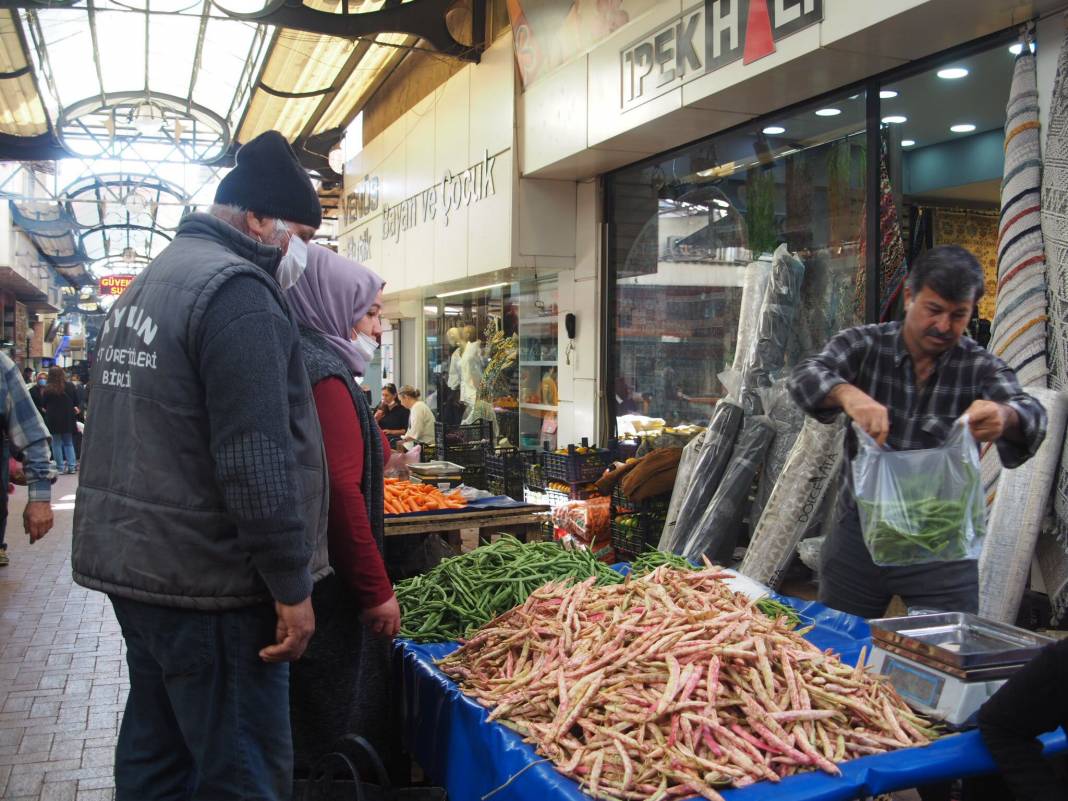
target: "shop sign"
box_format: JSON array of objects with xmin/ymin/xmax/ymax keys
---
[
  {"xmin": 99, "ymin": 274, "xmax": 135, "ymax": 297},
  {"xmin": 342, "ymin": 174, "xmax": 380, "ymax": 227},
  {"xmin": 620, "ymin": 0, "xmax": 823, "ymax": 111},
  {"xmin": 379, "ymin": 150, "xmax": 498, "ymax": 244}
]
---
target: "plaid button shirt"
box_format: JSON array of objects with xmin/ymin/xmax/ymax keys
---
[
  {"xmin": 788, "ymin": 322, "xmax": 1047, "ymax": 468},
  {"xmin": 0, "ymin": 353, "xmax": 55, "ymax": 502}
]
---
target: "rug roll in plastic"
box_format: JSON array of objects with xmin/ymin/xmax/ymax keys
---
[
  {"xmin": 680, "ymin": 414, "xmax": 776, "ymax": 564},
  {"xmin": 732, "ymin": 259, "xmax": 772, "ymax": 372},
  {"xmin": 979, "ymin": 388, "xmax": 1068, "ymax": 623},
  {"xmin": 739, "ymin": 416, "xmax": 846, "ymax": 587},
  {"xmin": 665, "ymin": 400, "xmax": 743, "ymax": 554},
  {"xmin": 657, "ymin": 430, "xmax": 704, "ymax": 551},
  {"xmin": 750, "ymin": 388, "xmax": 806, "ymax": 533}
]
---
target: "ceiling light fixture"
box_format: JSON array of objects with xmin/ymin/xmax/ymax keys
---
[
  {"xmin": 761, "ymin": 125, "xmax": 786, "ymax": 135},
  {"xmin": 132, "ymin": 101, "xmax": 164, "ymax": 133},
  {"xmin": 327, "ymin": 145, "xmax": 344, "ymax": 174},
  {"xmin": 712, "ymin": 198, "xmax": 730, "ymax": 208},
  {"xmin": 950, "ymin": 123, "xmax": 977, "ymax": 133},
  {"xmin": 879, "ymin": 89, "xmax": 898, "ymax": 99},
  {"xmin": 937, "ymin": 67, "xmax": 969, "ymax": 80},
  {"xmin": 436, "ymin": 282, "xmax": 509, "ymax": 299},
  {"xmin": 1009, "ymin": 42, "xmax": 1036, "ymax": 56},
  {"xmin": 901, "ymin": 139, "xmax": 916, "ymax": 147},
  {"xmin": 882, "ymin": 115, "xmax": 908, "ymax": 124},
  {"xmin": 815, "ymin": 108, "xmax": 841, "ymax": 117}
]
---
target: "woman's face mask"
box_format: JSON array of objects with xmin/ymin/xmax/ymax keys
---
[{"xmin": 352, "ymin": 331, "xmax": 379, "ymax": 362}]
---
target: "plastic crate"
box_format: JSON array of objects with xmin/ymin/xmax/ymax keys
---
[
  {"xmin": 436, "ymin": 421, "xmax": 494, "ymax": 460},
  {"xmin": 485, "ymin": 448, "xmax": 527, "ymax": 482},
  {"xmin": 418, "ymin": 443, "xmax": 438, "ymax": 462},
  {"xmin": 540, "ymin": 445, "xmax": 611, "ymax": 484},
  {"xmin": 610, "ymin": 516, "xmax": 662, "ymax": 560},
  {"xmin": 611, "ymin": 485, "xmax": 670, "ymax": 515},
  {"xmin": 524, "ymin": 488, "xmax": 550, "ymax": 506},
  {"xmin": 524, "ymin": 455, "xmax": 545, "ymax": 492},
  {"xmin": 487, "ymin": 476, "xmax": 524, "ymax": 501},
  {"xmin": 461, "ymin": 466, "xmax": 486, "ymax": 490}
]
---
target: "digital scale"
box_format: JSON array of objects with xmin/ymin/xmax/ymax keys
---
[{"xmin": 867, "ymin": 612, "xmax": 1053, "ymax": 729}]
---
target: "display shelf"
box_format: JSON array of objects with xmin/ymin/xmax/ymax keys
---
[
  {"xmin": 520, "ymin": 402, "xmax": 557, "ymax": 412},
  {"xmin": 519, "ymin": 360, "xmax": 557, "ymax": 367}
]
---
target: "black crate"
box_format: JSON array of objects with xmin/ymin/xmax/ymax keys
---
[
  {"xmin": 540, "ymin": 519, "xmax": 556, "ymax": 542},
  {"xmin": 462, "ymin": 466, "xmax": 486, "ymax": 489},
  {"xmin": 487, "ymin": 476, "xmax": 524, "ymax": 501},
  {"xmin": 611, "ymin": 485, "xmax": 670, "ymax": 515},
  {"xmin": 418, "ymin": 443, "xmax": 438, "ymax": 463},
  {"xmin": 540, "ymin": 445, "xmax": 611, "ymax": 484},
  {"xmin": 610, "ymin": 516, "xmax": 662, "ymax": 560},
  {"xmin": 436, "ymin": 421, "xmax": 494, "ymax": 460},
  {"xmin": 523, "ymin": 450, "xmax": 545, "ymax": 492},
  {"xmin": 484, "ymin": 448, "xmax": 527, "ymax": 482}
]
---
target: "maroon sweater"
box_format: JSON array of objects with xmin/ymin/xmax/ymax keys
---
[{"xmin": 312, "ymin": 377, "xmax": 393, "ymax": 609}]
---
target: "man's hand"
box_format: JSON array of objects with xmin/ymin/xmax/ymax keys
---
[
  {"xmin": 964, "ymin": 400, "xmax": 1016, "ymax": 443},
  {"xmin": 361, "ymin": 594, "xmax": 401, "ymax": 638},
  {"xmin": 259, "ymin": 597, "xmax": 315, "ymax": 663},
  {"xmin": 830, "ymin": 384, "xmax": 891, "ymax": 446},
  {"xmin": 23, "ymin": 501, "xmax": 53, "ymax": 543}
]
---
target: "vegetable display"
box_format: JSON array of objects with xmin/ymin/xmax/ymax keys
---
[
  {"xmin": 395, "ymin": 536, "xmax": 623, "ymax": 641},
  {"xmin": 385, "ymin": 478, "xmax": 467, "ymax": 515},
  {"xmin": 439, "ymin": 566, "xmax": 936, "ymax": 800},
  {"xmin": 857, "ymin": 494, "xmax": 974, "ymax": 564},
  {"xmin": 628, "ymin": 551, "xmax": 697, "ymax": 575}
]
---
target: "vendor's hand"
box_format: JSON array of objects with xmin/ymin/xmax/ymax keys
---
[
  {"xmin": 361, "ymin": 595, "xmax": 401, "ymax": 638},
  {"xmin": 374, "ymin": 409, "xmax": 384, "ymax": 422},
  {"xmin": 834, "ymin": 385, "xmax": 890, "ymax": 446},
  {"xmin": 963, "ymin": 400, "xmax": 1014, "ymax": 443},
  {"xmin": 23, "ymin": 501, "xmax": 53, "ymax": 543},
  {"xmin": 260, "ymin": 598, "xmax": 315, "ymax": 663}
]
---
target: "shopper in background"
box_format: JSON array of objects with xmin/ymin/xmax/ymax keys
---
[
  {"xmin": 375, "ymin": 383, "xmax": 409, "ymax": 445},
  {"xmin": 22, "ymin": 366, "xmax": 33, "ymax": 387},
  {"xmin": 73, "ymin": 130, "xmax": 328, "ymax": 801},
  {"xmin": 398, "ymin": 386, "xmax": 435, "ymax": 449},
  {"xmin": 41, "ymin": 367, "xmax": 79, "ymax": 474},
  {"xmin": 789, "ymin": 245, "xmax": 1047, "ymax": 618},
  {"xmin": 69, "ymin": 372, "xmax": 87, "ymax": 461},
  {"xmin": 28, "ymin": 370, "xmax": 47, "ymax": 414},
  {"xmin": 285, "ymin": 243, "xmax": 400, "ymax": 774},
  {"xmin": 0, "ymin": 352, "xmax": 55, "ymax": 567}
]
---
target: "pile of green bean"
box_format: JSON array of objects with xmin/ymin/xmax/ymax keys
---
[
  {"xmin": 629, "ymin": 550, "xmax": 699, "ymax": 575},
  {"xmin": 396, "ymin": 536, "xmax": 624, "ymax": 642},
  {"xmin": 857, "ymin": 496, "xmax": 974, "ymax": 564}
]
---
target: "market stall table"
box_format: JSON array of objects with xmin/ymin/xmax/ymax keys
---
[
  {"xmin": 394, "ymin": 595, "xmax": 1067, "ymax": 801},
  {"xmin": 385, "ymin": 499, "xmax": 549, "ymax": 552}
]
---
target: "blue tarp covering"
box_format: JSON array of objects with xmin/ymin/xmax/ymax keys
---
[{"xmin": 396, "ymin": 594, "xmax": 1067, "ymax": 801}]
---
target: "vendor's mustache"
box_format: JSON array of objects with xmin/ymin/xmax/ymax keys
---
[{"xmin": 923, "ymin": 326, "xmax": 954, "ymax": 342}]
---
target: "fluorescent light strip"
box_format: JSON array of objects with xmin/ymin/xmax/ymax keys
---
[{"xmin": 435, "ymin": 282, "xmax": 509, "ymax": 299}]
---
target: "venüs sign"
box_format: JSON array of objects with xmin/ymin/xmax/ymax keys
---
[{"xmin": 621, "ymin": 0, "xmax": 822, "ymax": 111}]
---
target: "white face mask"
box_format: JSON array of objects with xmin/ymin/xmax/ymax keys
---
[
  {"xmin": 353, "ymin": 331, "xmax": 379, "ymax": 362},
  {"xmin": 274, "ymin": 223, "xmax": 308, "ymax": 291}
]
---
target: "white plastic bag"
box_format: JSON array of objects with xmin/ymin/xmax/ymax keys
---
[{"xmin": 852, "ymin": 416, "xmax": 985, "ymax": 566}]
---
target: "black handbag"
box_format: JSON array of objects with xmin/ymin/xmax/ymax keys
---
[{"xmin": 300, "ymin": 735, "xmax": 447, "ymax": 801}]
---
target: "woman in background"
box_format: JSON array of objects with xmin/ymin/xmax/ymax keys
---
[
  {"xmin": 285, "ymin": 243, "xmax": 400, "ymax": 774},
  {"xmin": 375, "ymin": 383, "xmax": 409, "ymax": 446},
  {"xmin": 398, "ymin": 386, "xmax": 435, "ymax": 449},
  {"xmin": 41, "ymin": 366, "xmax": 79, "ymax": 474}
]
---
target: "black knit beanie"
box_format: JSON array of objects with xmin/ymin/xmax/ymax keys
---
[{"xmin": 214, "ymin": 131, "xmax": 322, "ymax": 228}]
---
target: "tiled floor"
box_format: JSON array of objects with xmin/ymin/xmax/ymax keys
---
[{"xmin": 0, "ymin": 476, "xmax": 126, "ymax": 801}]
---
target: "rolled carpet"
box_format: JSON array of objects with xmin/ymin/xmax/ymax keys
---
[{"xmin": 979, "ymin": 387, "xmax": 1067, "ymax": 623}]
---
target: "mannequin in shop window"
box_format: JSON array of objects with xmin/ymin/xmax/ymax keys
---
[
  {"xmin": 459, "ymin": 324, "xmax": 483, "ymax": 407},
  {"xmin": 444, "ymin": 327, "xmax": 463, "ymax": 424}
]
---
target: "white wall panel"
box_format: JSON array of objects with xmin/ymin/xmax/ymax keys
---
[
  {"xmin": 467, "ymin": 149, "xmax": 514, "ymax": 277},
  {"xmin": 520, "ymin": 56, "xmax": 589, "ymax": 173},
  {"xmin": 518, "ymin": 178, "xmax": 576, "ymax": 258},
  {"xmin": 574, "ymin": 180, "xmax": 598, "ymax": 282},
  {"xmin": 469, "ymin": 33, "xmax": 515, "ymax": 162}
]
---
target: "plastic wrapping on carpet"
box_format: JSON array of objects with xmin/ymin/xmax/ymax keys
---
[
  {"xmin": 739, "ymin": 416, "xmax": 847, "ymax": 587},
  {"xmin": 657, "ymin": 430, "xmax": 705, "ymax": 551},
  {"xmin": 980, "ymin": 388, "xmax": 1068, "ymax": 623},
  {"xmin": 732, "ymin": 259, "xmax": 772, "ymax": 372},
  {"xmin": 750, "ymin": 387, "xmax": 806, "ymax": 533},
  {"xmin": 665, "ymin": 401, "xmax": 743, "ymax": 555},
  {"xmin": 681, "ymin": 414, "xmax": 777, "ymax": 564}
]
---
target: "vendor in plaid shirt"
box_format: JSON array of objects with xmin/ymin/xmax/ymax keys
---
[{"xmin": 789, "ymin": 245, "xmax": 1047, "ymax": 618}]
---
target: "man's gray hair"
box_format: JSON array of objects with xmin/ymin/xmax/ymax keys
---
[{"xmin": 209, "ymin": 203, "xmax": 251, "ymax": 234}]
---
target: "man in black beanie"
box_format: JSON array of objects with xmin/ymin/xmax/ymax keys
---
[{"xmin": 74, "ymin": 130, "xmax": 329, "ymax": 801}]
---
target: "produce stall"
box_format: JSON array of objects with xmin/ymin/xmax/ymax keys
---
[{"xmin": 392, "ymin": 559, "xmax": 1068, "ymax": 801}]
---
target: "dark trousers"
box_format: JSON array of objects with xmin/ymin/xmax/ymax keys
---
[
  {"xmin": 818, "ymin": 501, "xmax": 979, "ymax": 619},
  {"xmin": 110, "ymin": 596, "xmax": 292, "ymax": 801}
]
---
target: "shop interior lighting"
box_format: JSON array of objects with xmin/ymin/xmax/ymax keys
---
[
  {"xmin": 761, "ymin": 125, "xmax": 786, "ymax": 135},
  {"xmin": 1010, "ymin": 42, "xmax": 1036, "ymax": 55},
  {"xmin": 901, "ymin": 139, "xmax": 916, "ymax": 147},
  {"xmin": 435, "ymin": 282, "xmax": 509, "ymax": 298},
  {"xmin": 712, "ymin": 198, "xmax": 731, "ymax": 208},
  {"xmin": 879, "ymin": 90, "xmax": 899, "ymax": 99},
  {"xmin": 937, "ymin": 67, "xmax": 969, "ymax": 80},
  {"xmin": 882, "ymin": 115, "xmax": 908, "ymax": 124},
  {"xmin": 814, "ymin": 108, "xmax": 841, "ymax": 117},
  {"xmin": 950, "ymin": 123, "xmax": 977, "ymax": 133}
]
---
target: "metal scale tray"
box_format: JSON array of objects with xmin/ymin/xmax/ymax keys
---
[{"xmin": 868, "ymin": 612, "xmax": 1052, "ymax": 678}]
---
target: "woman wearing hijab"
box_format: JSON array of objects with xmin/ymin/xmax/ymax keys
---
[{"xmin": 284, "ymin": 243, "xmax": 400, "ymax": 773}]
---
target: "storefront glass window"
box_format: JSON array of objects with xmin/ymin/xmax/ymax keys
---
[{"xmin": 606, "ymin": 92, "xmax": 869, "ymax": 428}]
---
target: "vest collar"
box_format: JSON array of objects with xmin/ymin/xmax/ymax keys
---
[{"xmin": 178, "ymin": 212, "xmax": 283, "ymax": 278}]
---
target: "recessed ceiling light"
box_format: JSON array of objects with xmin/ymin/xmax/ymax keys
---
[
  {"xmin": 1009, "ymin": 42, "xmax": 1036, "ymax": 56},
  {"xmin": 762, "ymin": 125, "xmax": 786, "ymax": 135},
  {"xmin": 815, "ymin": 108, "xmax": 841, "ymax": 117},
  {"xmin": 937, "ymin": 67, "xmax": 969, "ymax": 80},
  {"xmin": 882, "ymin": 115, "xmax": 908, "ymax": 124},
  {"xmin": 879, "ymin": 90, "xmax": 898, "ymax": 99},
  {"xmin": 712, "ymin": 198, "xmax": 730, "ymax": 208},
  {"xmin": 901, "ymin": 139, "xmax": 916, "ymax": 147},
  {"xmin": 950, "ymin": 123, "xmax": 976, "ymax": 133}
]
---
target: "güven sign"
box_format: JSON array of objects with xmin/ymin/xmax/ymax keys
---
[
  {"xmin": 621, "ymin": 0, "xmax": 823, "ymax": 111},
  {"xmin": 99, "ymin": 275, "xmax": 135, "ymax": 297}
]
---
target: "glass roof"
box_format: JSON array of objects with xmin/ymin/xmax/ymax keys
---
[{"xmin": 21, "ymin": 0, "xmax": 269, "ymax": 162}]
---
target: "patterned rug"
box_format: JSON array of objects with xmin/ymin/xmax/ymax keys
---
[
  {"xmin": 934, "ymin": 208, "xmax": 998, "ymax": 321},
  {"xmin": 1040, "ymin": 26, "xmax": 1068, "ymax": 621},
  {"xmin": 855, "ymin": 141, "xmax": 908, "ymax": 322}
]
